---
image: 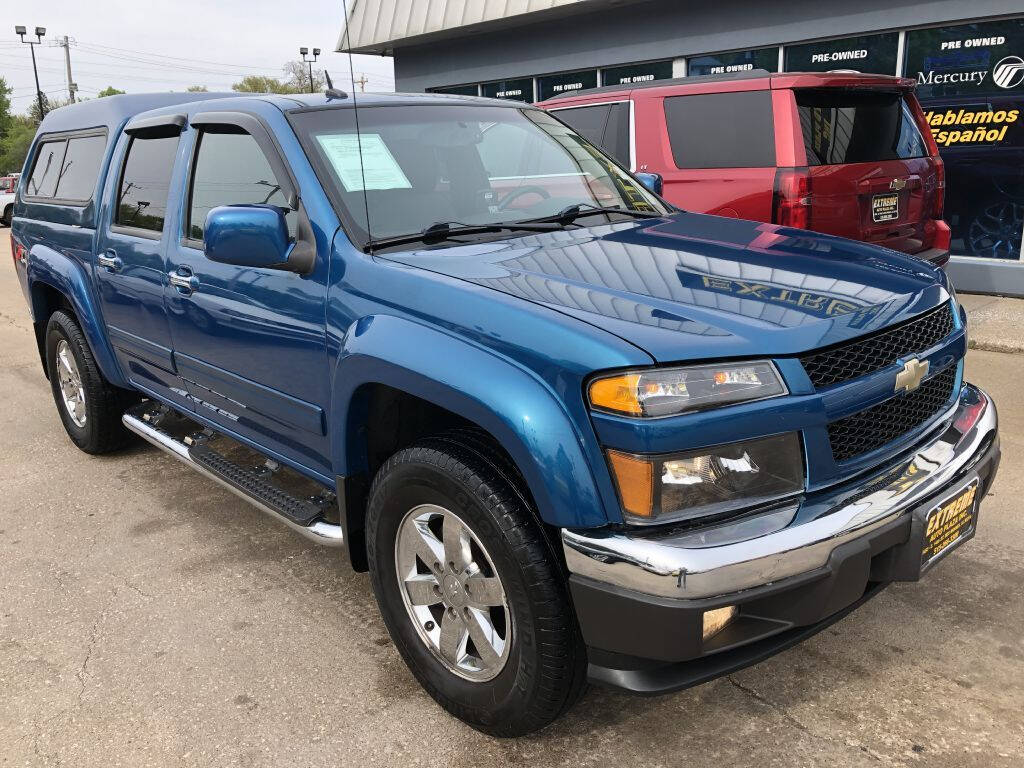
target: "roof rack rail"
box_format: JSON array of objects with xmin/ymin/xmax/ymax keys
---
[{"xmin": 542, "ymin": 69, "xmax": 773, "ymax": 101}]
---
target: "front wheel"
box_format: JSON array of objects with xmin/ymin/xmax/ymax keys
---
[
  {"xmin": 366, "ymin": 435, "xmax": 587, "ymax": 736},
  {"xmin": 45, "ymin": 310, "xmax": 138, "ymax": 453}
]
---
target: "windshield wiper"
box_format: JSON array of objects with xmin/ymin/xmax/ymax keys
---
[
  {"xmin": 365, "ymin": 220, "xmax": 562, "ymax": 252},
  {"xmin": 531, "ymin": 203, "xmax": 665, "ymax": 227}
]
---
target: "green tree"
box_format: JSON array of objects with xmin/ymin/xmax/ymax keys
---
[
  {"xmin": 96, "ymin": 86, "xmax": 126, "ymax": 98},
  {"xmin": 0, "ymin": 78, "xmax": 12, "ymax": 146},
  {"xmin": 28, "ymin": 94, "xmax": 73, "ymax": 124},
  {"xmin": 186, "ymin": 85, "xmax": 209, "ymax": 92},
  {"xmin": 0, "ymin": 115, "xmax": 38, "ymax": 175},
  {"xmin": 231, "ymin": 74, "xmax": 297, "ymax": 94},
  {"xmin": 282, "ymin": 60, "xmax": 325, "ymax": 93}
]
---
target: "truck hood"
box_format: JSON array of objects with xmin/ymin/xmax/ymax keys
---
[{"xmin": 382, "ymin": 212, "xmax": 950, "ymax": 362}]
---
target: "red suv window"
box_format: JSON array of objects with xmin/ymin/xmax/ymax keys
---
[
  {"xmin": 663, "ymin": 90, "xmax": 775, "ymax": 169},
  {"xmin": 554, "ymin": 102, "xmax": 631, "ymax": 166},
  {"xmin": 795, "ymin": 89, "xmax": 929, "ymax": 165}
]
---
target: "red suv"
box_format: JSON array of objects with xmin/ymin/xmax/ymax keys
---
[{"xmin": 540, "ymin": 71, "xmax": 950, "ymax": 266}]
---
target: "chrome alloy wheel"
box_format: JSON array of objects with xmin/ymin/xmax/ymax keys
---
[
  {"xmin": 55, "ymin": 340, "xmax": 87, "ymax": 428},
  {"xmin": 395, "ymin": 504, "xmax": 512, "ymax": 682}
]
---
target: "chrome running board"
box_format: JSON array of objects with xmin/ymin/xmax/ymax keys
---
[{"xmin": 123, "ymin": 403, "xmax": 344, "ymax": 547}]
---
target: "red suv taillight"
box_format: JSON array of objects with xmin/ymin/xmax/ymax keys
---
[{"xmin": 772, "ymin": 167, "xmax": 812, "ymax": 230}]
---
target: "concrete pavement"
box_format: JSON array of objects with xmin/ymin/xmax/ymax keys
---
[
  {"xmin": 960, "ymin": 293, "xmax": 1024, "ymax": 354},
  {"xmin": 1, "ymin": 228, "xmax": 1022, "ymax": 767}
]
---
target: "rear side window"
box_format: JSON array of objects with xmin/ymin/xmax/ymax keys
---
[
  {"xmin": 116, "ymin": 134, "xmax": 180, "ymax": 233},
  {"xmin": 54, "ymin": 134, "xmax": 107, "ymax": 201},
  {"xmin": 553, "ymin": 102, "xmax": 631, "ymax": 165},
  {"xmin": 664, "ymin": 91, "xmax": 776, "ymax": 169},
  {"xmin": 26, "ymin": 140, "xmax": 66, "ymax": 197},
  {"xmin": 187, "ymin": 129, "xmax": 295, "ymax": 240},
  {"xmin": 796, "ymin": 90, "xmax": 928, "ymax": 166}
]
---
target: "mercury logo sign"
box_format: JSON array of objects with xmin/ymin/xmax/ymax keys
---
[{"xmin": 993, "ymin": 56, "xmax": 1024, "ymax": 89}]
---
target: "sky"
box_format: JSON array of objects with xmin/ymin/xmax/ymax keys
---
[{"xmin": 1, "ymin": 0, "xmax": 395, "ymax": 114}]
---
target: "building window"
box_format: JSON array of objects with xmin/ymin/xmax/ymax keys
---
[
  {"xmin": 905, "ymin": 18, "xmax": 1024, "ymax": 260},
  {"xmin": 600, "ymin": 60, "xmax": 673, "ymax": 86},
  {"xmin": 688, "ymin": 47, "xmax": 778, "ymax": 77},
  {"xmin": 784, "ymin": 32, "xmax": 899, "ymax": 76},
  {"xmin": 480, "ymin": 78, "xmax": 534, "ymax": 102},
  {"xmin": 429, "ymin": 84, "xmax": 479, "ymax": 96},
  {"xmin": 536, "ymin": 69, "xmax": 598, "ymax": 102}
]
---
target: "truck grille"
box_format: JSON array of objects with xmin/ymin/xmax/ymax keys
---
[
  {"xmin": 801, "ymin": 304, "xmax": 955, "ymax": 389},
  {"xmin": 827, "ymin": 365, "xmax": 958, "ymax": 463}
]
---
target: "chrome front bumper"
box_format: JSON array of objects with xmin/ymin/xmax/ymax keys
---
[{"xmin": 563, "ymin": 383, "xmax": 998, "ymax": 601}]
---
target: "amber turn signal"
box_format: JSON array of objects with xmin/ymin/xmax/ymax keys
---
[
  {"xmin": 589, "ymin": 374, "xmax": 643, "ymax": 416},
  {"xmin": 606, "ymin": 449, "xmax": 654, "ymax": 518}
]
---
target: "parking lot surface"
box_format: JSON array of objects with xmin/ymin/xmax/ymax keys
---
[{"xmin": 1, "ymin": 229, "xmax": 1022, "ymax": 767}]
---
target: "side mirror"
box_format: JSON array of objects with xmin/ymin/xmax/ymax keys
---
[
  {"xmin": 204, "ymin": 204, "xmax": 293, "ymax": 269},
  {"xmin": 635, "ymin": 172, "xmax": 663, "ymax": 197}
]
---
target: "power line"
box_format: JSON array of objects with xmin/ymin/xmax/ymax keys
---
[{"xmin": 73, "ymin": 39, "xmax": 287, "ymax": 71}]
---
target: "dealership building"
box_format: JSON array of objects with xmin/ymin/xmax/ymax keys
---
[{"xmin": 341, "ymin": 1, "xmax": 1024, "ymax": 295}]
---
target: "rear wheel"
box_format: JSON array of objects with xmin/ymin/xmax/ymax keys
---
[
  {"xmin": 366, "ymin": 435, "xmax": 587, "ymax": 736},
  {"xmin": 1, "ymin": 204, "xmax": 11, "ymax": 227},
  {"xmin": 45, "ymin": 310, "xmax": 138, "ymax": 453}
]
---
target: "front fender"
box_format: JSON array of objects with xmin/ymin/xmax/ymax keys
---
[
  {"xmin": 331, "ymin": 314, "xmax": 618, "ymax": 529},
  {"xmin": 27, "ymin": 243, "xmax": 127, "ymax": 388}
]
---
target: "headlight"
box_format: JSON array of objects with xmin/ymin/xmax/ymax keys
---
[
  {"xmin": 606, "ymin": 433, "xmax": 804, "ymax": 524},
  {"xmin": 588, "ymin": 361, "xmax": 786, "ymax": 418}
]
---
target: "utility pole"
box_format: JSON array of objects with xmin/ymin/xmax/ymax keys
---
[
  {"xmin": 54, "ymin": 35, "xmax": 77, "ymax": 103},
  {"xmin": 15, "ymin": 25, "xmax": 46, "ymax": 119},
  {"xmin": 355, "ymin": 74, "xmax": 369, "ymax": 92},
  {"xmin": 299, "ymin": 47, "xmax": 321, "ymax": 94}
]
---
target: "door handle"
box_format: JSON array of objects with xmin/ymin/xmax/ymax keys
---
[
  {"xmin": 97, "ymin": 251, "xmax": 122, "ymax": 272},
  {"xmin": 168, "ymin": 266, "xmax": 199, "ymax": 295}
]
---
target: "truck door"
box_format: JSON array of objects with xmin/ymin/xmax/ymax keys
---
[
  {"xmin": 163, "ymin": 112, "xmax": 332, "ymax": 478},
  {"xmin": 95, "ymin": 116, "xmax": 193, "ymax": 412}
]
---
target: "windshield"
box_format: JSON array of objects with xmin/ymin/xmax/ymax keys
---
[{"xmin": 289, "ymin": 104, "xmax": 670, "ymax": 247}]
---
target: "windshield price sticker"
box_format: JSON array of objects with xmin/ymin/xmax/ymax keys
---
[{"xmin": 316, "ymin": 133, "xmax": 411, "ymax": 192}]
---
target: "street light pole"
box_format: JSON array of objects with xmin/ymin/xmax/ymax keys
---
[
  {"xmin": 299, "ymin": 47, "xmax": 320, "ymax": 94},
  {"xmin": 15, "ymin": 25, "xmax": 47, "ymax": 119}
]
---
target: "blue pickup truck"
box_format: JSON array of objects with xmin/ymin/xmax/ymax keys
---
[{"xmin": 11, "ymin": 91, "xmax": 1000, "ymax": 736}]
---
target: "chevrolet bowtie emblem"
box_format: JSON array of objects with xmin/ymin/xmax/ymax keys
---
[
  {"xmin": 890, "ymin": 178, "xmax": 907, "ymax": 191},
  {"xmin": 895, "ymin": 358, "xmax": 929, "ymax": 393}
]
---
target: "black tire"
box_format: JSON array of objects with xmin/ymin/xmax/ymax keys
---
[
  {"xmin": 366, "ymin": 434, "xmax": 587, "ymax": 737},
  {"xmin": 1, "ymin": 204, "xmax": 11, "ymax": 227},
  {"xmin": 45, "ymin": 310, "xmax": 138, "ymax": 454}
]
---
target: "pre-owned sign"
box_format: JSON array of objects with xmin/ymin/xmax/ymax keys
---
[
  {"xmin": 784, "ymin": 32, "xmax": 899, "ymax": 75},
  {"xmin": 537, "ymin": 70, "xmax": 597, "ymax": 101},
  {"xmin": 481, "ymin": 78, "xmax": 534, "ymax": 102},
  {"xmin": 688, "ymin": 47, "xmax": 778, "ymax": 77},
  {"xmin": 601, "ymin": 60, "xmax": 673, "ymax": 86}
]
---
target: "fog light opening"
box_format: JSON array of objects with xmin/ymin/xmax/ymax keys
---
[{"xmin": 702, "ymin": 605, "xmax": 738, "ymax": 642}]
